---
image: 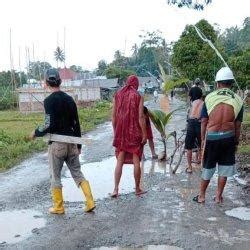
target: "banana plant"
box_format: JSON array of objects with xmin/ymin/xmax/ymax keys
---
[{"xmin": 148, "ymin": 109, "xmax": 178, "ymax": 160}]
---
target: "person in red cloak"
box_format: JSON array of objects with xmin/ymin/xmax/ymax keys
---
[{"xmin": 111, "ymin": 75, "xmax": 147, "ymax": 197}]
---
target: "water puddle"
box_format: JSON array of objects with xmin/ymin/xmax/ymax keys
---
[
  {"xmin": 62, "ymin": 157, "xmax": 180, "ymax": 202},
  {"xmin": 62, "ymin": 157, "xmax": 135, "ymax": 202},
  {"xmin": 225, "ymin": 207, "xmax": 250, "ymax": 221},
  {"xmin": 0, "ymin": 210, "xmax": 45, "ymax": 244},
  {"xmin": 207, "ymin": 217, "xmax": 217, "ymax": 221},
  {"xmin": 233, "ymin": 174, "xmax": 247, "ymax": 186},
  {"xmin": 92, "ymin": 246, "xmax": 183, "ymax": 250}
]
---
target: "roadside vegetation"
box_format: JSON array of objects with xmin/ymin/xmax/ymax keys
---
[
  {"xmin": 237, "ymin": 109, "xmax": 250, "ymax": 180},
  {"xmin": 238, "ymin": 110, "xmax": 250, "ymax": 154},
  {"xmin": 0, "ymin": 101, "xmax": 112, "ymax": 171}
]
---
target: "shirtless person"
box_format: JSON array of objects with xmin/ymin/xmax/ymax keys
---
[
  {"xmin": 193, "ymin": 67, "xmax": 243, "ymax": 204},
  {"xmin": 184, "ymin": 94, "xmax": 204, "ymax": 173},
  {"xmin": 189, "ymin": 78, "xmax": 203, "ymax": 102}
]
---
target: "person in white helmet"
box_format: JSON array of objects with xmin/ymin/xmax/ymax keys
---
[{"xmin": 193, "ymin": 67, "xmax": 244, "ymax": 204}]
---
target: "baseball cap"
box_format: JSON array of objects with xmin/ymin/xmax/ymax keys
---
[{"xmin": 45, "ymin": 68, "xmax": 61, "ymax": 82}]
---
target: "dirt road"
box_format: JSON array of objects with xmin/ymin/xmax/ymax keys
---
[{"xmin": 0, "ymin": 96, "xmax": 249, "ymax": 250}]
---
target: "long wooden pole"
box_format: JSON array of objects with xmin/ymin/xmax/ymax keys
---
[{"xmin": 44, "ymin": 134, "xmax": 84, "ymax": 145}]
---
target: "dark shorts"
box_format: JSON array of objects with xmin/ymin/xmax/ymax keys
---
[
  {"xmin": 202, "ymin": 135, "xmax": 236, "ymax": 180},
  {"xmin": 185, "ymin": 119, "xmax": 201, "ymax": 150}
]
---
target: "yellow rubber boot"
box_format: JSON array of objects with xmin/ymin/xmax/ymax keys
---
[
  {"xmin": 49, "ymin": 188, "xmax": 65, "ymax": 214},
  {"xmin": 80, "ymin": 181, "xmax": 96, "ymax": 212}
]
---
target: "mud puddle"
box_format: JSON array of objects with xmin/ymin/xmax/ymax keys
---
[
  {"xmin": 62, "ymin": 157, "xmax": 182, "ymax": 202},
  {"xmin": 225, "ymin": 207, "xmax": 250, "ymax": 220},
  {"xmin": 93, "ymin": 246, "xmax": 183, "ymax": 250},
  {"xmin": 0, "ymin": 210, "xmax": 45, "ymax": 244}
]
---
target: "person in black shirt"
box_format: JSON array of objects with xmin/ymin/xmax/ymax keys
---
[
  {"xmin": 30, "ymin": 68, "xmax": 95, "ymax": 214},
  {"xmin": 189, "ymin": 78, "xmax": 203, "ymax": 102}
]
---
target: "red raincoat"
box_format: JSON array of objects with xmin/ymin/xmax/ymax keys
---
[{"xmin": 113, "ymin": 75, "xmax": 143, "ymax": 163}]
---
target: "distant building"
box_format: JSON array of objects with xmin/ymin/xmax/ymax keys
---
[
  {"xmin": 16, "ymin": 77, "xmax": 120, "ymax": 112},
  {"xmin": 138, "ymin": 76, "xmax": 160, "ymax": 88},
  {"xmin": 59, "ymin": 68, "xmax": 77, "ymax": 81}
]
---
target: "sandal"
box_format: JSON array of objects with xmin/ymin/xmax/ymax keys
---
[
  {"xmin": 110, "ymin": 191, "xmax": 119, "ymax": 198},
  {"xmin": 135, "ymin": 190, "xmax": 147, "ymax": 196},
  {"xmin": 213, "ymin": 196, "xmax": 223, "ymax": 204},
  {"xmin": 193, "ymin": 195, "xmax": 205, "ymax": 204},
  {"xmin": 191, "ymin": 160, "xmax": 201, "ymax": 164},
  {"xmin": 185, "ymin": 167, "xmax": 193, "ymax": 174}
]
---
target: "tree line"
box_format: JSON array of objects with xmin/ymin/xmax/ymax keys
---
[{"xmin": 96, "ymin": 18, "xmax": 249, "ymax": 89}]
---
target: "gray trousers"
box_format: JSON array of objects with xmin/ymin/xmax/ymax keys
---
[{"xmin": 48, "ymin": 142, "xmax": 85, "ymax": 188}]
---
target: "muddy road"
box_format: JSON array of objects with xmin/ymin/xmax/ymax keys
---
[{"xmin": 0, "ymin": 96, "xmax": 249, "ymax": 250}]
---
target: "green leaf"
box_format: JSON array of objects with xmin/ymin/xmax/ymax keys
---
[{"xmin": 148, "ymin": 108, "xmax": 182, "ymax": 137}]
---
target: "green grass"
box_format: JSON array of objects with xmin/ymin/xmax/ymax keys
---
[
  {"xmin": 238, "ymin": 144, "xmax": 250, "ymax": 154},
  {"xmin": 238, "ymin": 109, "xmax": 250, "ymax": 155},
  {"xmin": 243, "ymin": 111, "xmax": 250, "ymax": 128},
  {"xmin": 0, "ymin": 101, "xmax": 112, "ymax": 171}
]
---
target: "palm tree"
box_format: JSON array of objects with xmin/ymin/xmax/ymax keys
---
[
  {"xmin": 148, "ymin": 109, "xmax": 178, "ymax": 160},
  {"xmin": 54, "ymin": 46, "xmax": 65, "ymax": 68},
  {"xmin": 131, "ymin": 43, "xmax": 138, "ymax": 57}
]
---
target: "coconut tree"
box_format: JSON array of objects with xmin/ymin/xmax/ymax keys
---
[
  {"xmin": 54, "ymin": 46, "xmax": 65, "ymax": 68},
  {"xmin": 148, "ymin": 109, "xmax": 178, "ymax": 160}
]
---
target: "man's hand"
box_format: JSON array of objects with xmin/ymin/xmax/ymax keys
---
[{"xmin": 29, "ymin": 130, "xmax": 36, "ymax": 140}]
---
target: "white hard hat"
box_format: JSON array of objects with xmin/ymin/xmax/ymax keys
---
[{"xmin": 215, "ymin": 67, "xmax": 234, "ymax": 82}]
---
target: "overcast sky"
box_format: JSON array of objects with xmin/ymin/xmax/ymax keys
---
[{"xmin": 0, "ymin": 0, "xmax": 249, "ymax": 71}]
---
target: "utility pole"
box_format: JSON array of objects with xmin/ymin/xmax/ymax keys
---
[
  {"xmin": 63, "ymin": 27, "xmax": 66, "ymax": 68},
  {"xmin": 9, "ymin": 28, "xmax": 16, "ymax": 107}
]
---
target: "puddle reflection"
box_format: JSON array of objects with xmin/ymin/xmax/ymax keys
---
[
  {"xmin": 63, "ymin": 157, "xmax": 135, "ymax": 202},
  {"xmin": 0, "ymin": 210, "xmax": 45, "ymax": 244},
  {"xmin": 143, "ymin": 159, "xmax": 181, "ymax": 175}
]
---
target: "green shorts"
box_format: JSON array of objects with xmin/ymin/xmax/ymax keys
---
[{"xmin": 201, "ymin": 165, "xmax": 237, "ymax": 180}]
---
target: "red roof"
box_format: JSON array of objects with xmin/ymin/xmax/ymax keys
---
[{"xmin": 59, "ymin": 67, "xmax": 77, "ymax": 80}]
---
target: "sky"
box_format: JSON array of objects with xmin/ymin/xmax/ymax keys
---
[{"xmin": 0, "ymin": 0, "xmax": 249, "ymax": 71}]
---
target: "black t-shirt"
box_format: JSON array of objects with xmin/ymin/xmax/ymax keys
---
[
  {"xmin": 35, "ymin": 91, "xmax": 81, "ymax": 148},
  {"xmin": 189, "ymin": 86, "xmax": 203, "ymax": 102}
]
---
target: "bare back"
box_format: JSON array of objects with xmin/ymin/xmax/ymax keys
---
[
  {"xmin": 207, "ymin": 103, "xmax": 235, "ymax": 132},
  {"xmin": 189, "ymin": 99, "xmax": 203, "ymax": 119}
]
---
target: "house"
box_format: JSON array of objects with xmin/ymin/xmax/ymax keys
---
[
  {"xmin": 138, "ymin": 76, "xmax": 160, "ymax": 88},
  {"xmin": 59, "ymin": 67, "xmax": 77, "ymax": 81},
  {"xmin": 17, "ymin": 88, "xmax": 75, "ymax": 113}
]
